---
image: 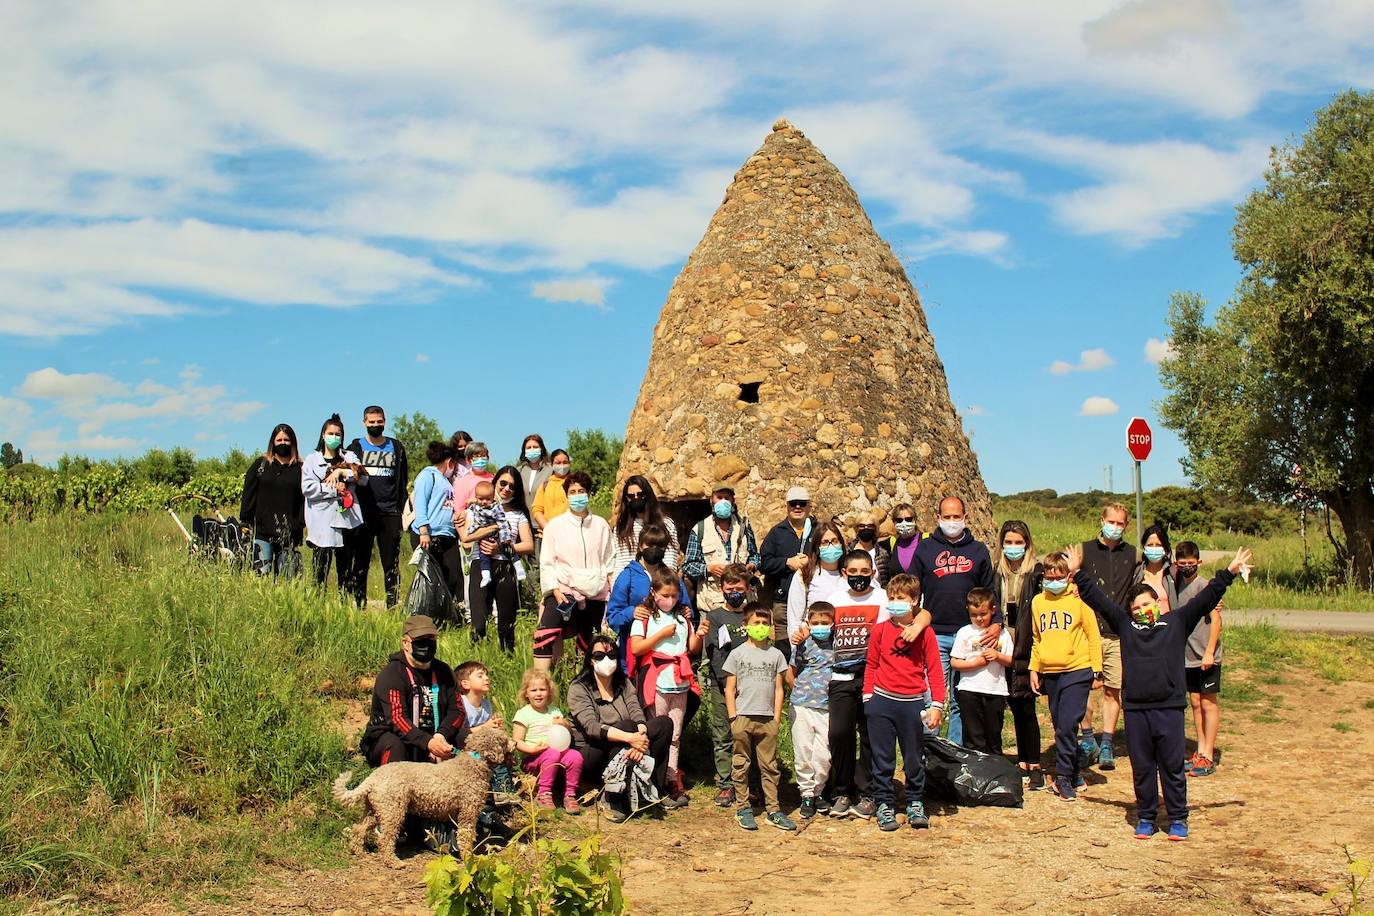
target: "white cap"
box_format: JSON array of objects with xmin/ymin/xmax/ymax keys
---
[{"xmin": 785, "ymin": 485, "xmax": 810, "ymax": 503}]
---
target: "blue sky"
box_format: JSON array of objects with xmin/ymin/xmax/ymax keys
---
[{"xmin": 3, "ymin": 0, "xmax": 1372, "ymax": 494}]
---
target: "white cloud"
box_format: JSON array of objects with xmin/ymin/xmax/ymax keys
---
[
  {"xmin": 532, "ymin": 277, "xmax": 613, "ymax": 309},
  {"xmin": 24, "ymin": 428, "xmax": 141, "ymax": 461},
  {"xmin": 1049, "ymin": 348, "xmax": 1115, "ymax": 375},
  {"xmin": 415, "ymin": 353, "xmax": 431, "ymax": 363},
  {"xmin": 907, "ymin": 230, "xmax": 1011, "ymax": 264},
  {"xmin": 17, "ymin": 368, "xmax": 129, "ymax": 402},
  {"xmin": 1079, "ymin": 396, "xmax": 1121, "ymax": 416},
  {"xmin": 963, "ymin": 405, "xmax": 986, "ymax": 417},
  {"xmin": 0, "ymin": 397, "xmax": 35, "ymax": 432},
  {"xmin": 1144, "ymin": 337, "xmax": 1177, "ymax": 364},
  {"xmin": 1083, "ymin": 0, "xmax": 1233, "ymax": 53}
]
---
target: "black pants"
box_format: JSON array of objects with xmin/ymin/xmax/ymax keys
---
[
  {"xmin": 866, "ymin": 694, "xmax": 925, "ymax": 807},
  {"xmin": 353, "ymin": 513, "xmax": 403, "ymax": 607},
  {"xmin": 1008, "ymin": 693, "xmax": 1042, "ymax": 766},
  {"xmin": 409, "ymin": 532, "xmax": 465, "ymax": 625},
  {"xmin": 1125, "ymin": 707, "xmax": 1188, "ymax": 823},
  {"xmin": 363, "ymin": 732, "xmax": 424, "ymax": 767},
  {"xmin": 470, "ymin": 558, "xmax": 520, "ymax": 652},
  {"xmin": 826, "ymin": 676, "xmax": 872, "ymax": 801},
  {"xmin": 311, "ymin": 531, "xmax": 359, "ymax": 593},
  {"xmin": 578, "ymin": 716, "xmax": 673, "ymax": 807},
  {"xmin": 1042, "ymin": 669, "xmax": 1093, "ymax": 779},
  {"xmin": 958, "ymin": 689, "xmax": 1008, "ymax": 756},
  {"xmin": 533, "ymin": 594, "xmax": 604, "ymax": 661}
]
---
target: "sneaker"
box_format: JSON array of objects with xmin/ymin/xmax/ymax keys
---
[
  {"xmin": 1074, "ymin": 773, "xmax": 1086, "ymax": 790},
  {"xmin": 1028, "ymin": 769, "xmax": 1046, "ymax": 792},
  {"xmin": 1097, "ymin": 742, "xmax": 1116, "ymax": 771},
  {"xmin": 480, "ymin": 570, "xmax": 492, "ymax": 588},
  {"xmin": 766, "ymin": 811, "xmax": 797, "ymax": 832},
  {"xmin": 736, "ymin": 807, "xmax": 758, "ymax": 831},
  {"xmin": 798, "ymin": 797, "xmax": 818, "ymax": 820},
  {"xmin": 1077, "ymin": 734, "xmax": 1099, "ymax": 769},
  {"xmin": 536, "ymin": 792, "xmax": 556, "ymax": 810},
  {"xmin": 601, "ymin": 802, "xmax": 629, "ymax": 824},
  {"xmin": 852, "ymin": 797, "xmax": 877, "ymax": 820},
  {"xmin": 1052, "ymin": 777, "xmax": 1078, "ymax": 802},
  {"xmin": 1189, "ymin": 756, "xmax": 1216, "ymax": 777},
  {"xmin": 814, "ymin": 795, "xmax": 832, "ymax": 815},
  {"xmin": 1167, "ymin": 820, "xmax": 1189, "ymax": 841},
  {"xmin": 1186, "ymin": 751, "xmax": 1202, "ymax": 768},
  {"xmin": 876, "ymin": 803, "xmax": 898, "ymax": 832},
  {"xmin": 906, "ymin": 801, "xmax": 929, "ymax": 829},
  {"xmin": 713, "ymin": 786, "xmax": 737, "ymax": 808},
  {"xmin": 563, "ymin": 795, "xmax": 581, "ymax": 815},
  {"xmin": 829, "ymin": 796, "xmax": 853, "ymax": 818},
  {"xmin": 661, "ymin": 792, "xmax": 688, "ymax": 810},
  {"xmin": 1134, "ymin": 820, "xmax": 1155, "ymax": 840}
]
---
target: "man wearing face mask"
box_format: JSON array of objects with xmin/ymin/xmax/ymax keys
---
[
  {"xmin": 910, "ymin": 496, "xmax": 997, "ymax": 747},
  {"xmin": 848, "ymin": 511, "xmax": 891, "ymax": 587},
  {"xmin": 347, "ymin": 406, "xmax": 409, "ymax": 609},
  {"xmin": 360, "ymin": 615, "xmax": 470, "ymax": 768},
  {"xmin": 683, "ymin": 483, "xmax": 761, "ymax": 614},
  {"xmin": 1076, "ymin": 503, "xmax": 1138, "ymax": 770}
]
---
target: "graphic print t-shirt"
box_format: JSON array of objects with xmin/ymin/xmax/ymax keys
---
[
  {"xmin": 356, "ymin": 438, "xmax": 402, "ymax": 514},
  {"xmin": 830, "ymin": 588, "xmax": 890, "ymax": 675}
]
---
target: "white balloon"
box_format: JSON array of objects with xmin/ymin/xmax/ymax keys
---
[{"xmin": 545, "ymin": 723, "xmax": 572, "ymax": 752}]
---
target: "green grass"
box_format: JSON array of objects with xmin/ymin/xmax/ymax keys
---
[
  {"xmin": 1332, "ymin": 721, "xmax": 1355, "ymax": 733},
  {"xmin": 1365, "ymin": 698, "xmax": 1374, "ymax": 710}
]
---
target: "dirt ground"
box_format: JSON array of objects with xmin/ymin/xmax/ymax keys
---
[{"xmin": 120, "ymin": 670, "xmax": 1374, "ymax": 916}]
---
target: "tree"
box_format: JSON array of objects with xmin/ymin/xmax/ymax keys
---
[
  {"xmin": 1159, "ymin": 90, "xmax": 1374, "ymax": 586},
  {"xmin": 391, "ymin": 412, "xmax": 444, "ymax": 469},
  {"xmin": 0, "ymin": 442, "xmax": 21, "ymax": 469},
  {"xmin": 565, "ymin": 428, "xmax": 623, "ymax": 494}
]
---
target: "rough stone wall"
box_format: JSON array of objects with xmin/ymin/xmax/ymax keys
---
[{"xmin": 616, "ymin": 119, "xmax": 993, "ymax": 538}]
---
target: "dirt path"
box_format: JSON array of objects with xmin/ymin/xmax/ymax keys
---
[
  {"xmin": 117, "ymin": 668, "xmax": 1374, "ymax": 916},
  {"xmin": 1225, "ymin": 609, "xmax": 1374, "ymax": 632}
]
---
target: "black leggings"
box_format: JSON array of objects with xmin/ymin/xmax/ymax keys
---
[
  {"xmin": 409, "ymin": 532, "xmax": 466, "ymax": 625},
  {"xmin": 469, "ymin": 559, "xmax": 521, "ymax": 652},
  {"xmin": 311, "ymin": 529, "xmax": 360, "ymax": 593},
  {"xmin": 1008, "ymin": 693, "xmax": 1042, "ymax": 766},
  {"xmin": 578, "ymin": 716, "xmax": 673, "ymax": 799}
]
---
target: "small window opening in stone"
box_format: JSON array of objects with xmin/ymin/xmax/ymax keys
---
[{"xmin": 738, "ymin": 382, "xmax": 761, "ymax": 403}]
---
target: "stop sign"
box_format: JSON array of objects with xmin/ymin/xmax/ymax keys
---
[{"xmin": 1126, "ymin": 417, "xmax": 1153, "ymax": 461}]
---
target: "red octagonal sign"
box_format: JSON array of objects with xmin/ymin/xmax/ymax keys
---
[{"xmin": 1126, "ymin": 416, "xmax": 1153, "ymax": 462}]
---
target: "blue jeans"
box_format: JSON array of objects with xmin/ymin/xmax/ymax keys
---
[
  {"xmin": 934, "ymin": 633, "xmax": 962, "ymax": 745},
  {"xmin": 253, "ymin": 538, "xmax": 300, "ymax": 579}
]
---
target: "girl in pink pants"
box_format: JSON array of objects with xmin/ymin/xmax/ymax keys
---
[{"xmin": 512, "ymin": 669, "xmax": 584, "ymax": 812}]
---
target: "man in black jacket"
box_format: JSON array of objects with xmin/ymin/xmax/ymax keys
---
[
  {"xmin": 361, "ymin": 615, "xmax": 468, "ymax": 766},
  {"xmin": 348, "ymin": 405, "xmax": 410, "ymax": 608},
  {"xmin": 758, "ymin": 485, "xmax": 815, "ymax": 646}
]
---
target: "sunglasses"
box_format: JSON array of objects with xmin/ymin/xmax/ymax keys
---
[
  {"xmin": 590, "ymin": 651, "xmax": 613, "ymax": 662},
  {"xmin": 788, "ymin": 500, "xmax": 810, "ymax": 509},
  {"xmin": 893, "ymin": 516, "xmax": 915, "ymax": 523},
  {"xmin": 496, "ymin": 480, "xmax": 514, "ymax": 489}
]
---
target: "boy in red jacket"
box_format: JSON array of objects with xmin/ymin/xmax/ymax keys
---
[{"xmin": 862, "ymin": 574, "xmax": 946, "ymax": 831}]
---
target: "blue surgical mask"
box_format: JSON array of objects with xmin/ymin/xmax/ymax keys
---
[
  {"xmin": 1002, "ymin": 544, "xmax": 1026, "ymax": 561},
  {"xmin": 809, "ymin": 625, "xmax": 832, "ymax": 641},
  {"xmin": 819, "ymin": 544, "xmax": 844, "ymax": 564},
  {"xmin": 1101, "ymin": 522, "xmax": 1124, "ymax": 541},
  {"xmin": 471, "ymin": 457, "xmax": 489, "ymax": 471},
  {"xmin": 1143, "ymin": 546, "xmax": 1167, "ymax": 563},
  {"xmin": 524, "ymin": 448, "xmax": 543, "ymax": 463},
  {"xmin": 1044, "ymin": 578, "xmax": 1068, "ymax": 595},
  {"xmin": 713, "ymin": 499, "xmax": 733, "ymax": 519},
  {"xmin": 886, "ymin": 601, "xmax": 912, "ymax": 618},
  {"xmin": 568, "ymin": 493, "xmax": 590, "ymax": 512}
]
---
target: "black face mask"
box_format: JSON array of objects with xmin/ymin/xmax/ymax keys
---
[
  {"xmin": 847, "ymin": 574, "xmax": 872, "ymax": 592},
  {"xmin": 366, "ymin": 424, "xmax": 385, "ymax": 438},
  {"xmin": 409, "ymin": 639, "xmax": 437, "ymax": 664},
  {"xmin": 724, "ymin": 590, "xmax": 748, "ymax": 608},
  {"xmin": 627, "ymin": 495, "xmax": 647, "ymax": 512},
  {"xmin": 273, "ymin": 443, "xmax": 293, "ymax": 458},
  {"xmin": 640, "ymin": 548, "xmax": 666, "ymax": 566},
  {"xmin": 856, "ymin": 527, "xmax": 877, "ymax": 542}
]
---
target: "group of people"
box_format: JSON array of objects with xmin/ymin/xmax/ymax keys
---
[{"xmin": 247, "ymin": 405, "xmax": 1246, "ymax": 842}]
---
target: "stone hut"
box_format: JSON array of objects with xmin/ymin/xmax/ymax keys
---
[{"xmin": 615, "ymin": 119, "xmax": 993, "ymax": 541}]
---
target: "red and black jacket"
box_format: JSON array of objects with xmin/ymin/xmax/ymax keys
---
[{"xmin": 361, "ymin": 652, "xmax": 469, "ymax": 755}]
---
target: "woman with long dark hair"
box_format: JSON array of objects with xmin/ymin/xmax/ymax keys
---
[
  {"xmin": 240, "ymin": 423, "xmax": 305, "ymax": 578},
  {"xmin": 517, "ymin": 434, "xmax": 553, "ymax": 527},
  {"xmin": 610, "ymin": 475, "xmax": 681, "ymax": 578},
  {"xmin": 1134, "ymin": 524, "xmax": 1179, "ymax": 613},
  {"xmin": 462, "ymin": 464, "xmax": 535, "ymax": 652},
  {"xmin": 301, "ymin": 413, "xmax": 365, "ymax": 592},
  {"xmin": 531, "ymin": 448, "xmax": 572, "ymax": 530},
  {"xmin": 785, "ymin": 520, "xmax": 848, "ymax": 643},
  {"xmin": 990, "ymin": 519, "xmax": 1046, "ymax": 789}
]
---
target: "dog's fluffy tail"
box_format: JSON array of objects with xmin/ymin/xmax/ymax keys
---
[{"xmin": 332, "ymin": 770, "xmax": 365, "ymax": 807}]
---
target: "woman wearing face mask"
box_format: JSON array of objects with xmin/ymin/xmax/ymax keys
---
[
  {"xmin": 885, "ymin": 503, "xmax": 923, "ymax": 581},
  {"xmin": 566, "ymin": 635, "xmax": 675, "ymax": 822},
  {"xmin": 450, "ymin": 441, "xmax": 494, "ymax": 515},
  {"xmin": 464, "ymin": 465, "xmax": 535, "ymax": 653},
  {"xmin": 786, "ymin": 522, "xmax": 849, "ymax": 646},
  {"xmin": 849, "ymin": 510, "xmax": 891, "ymax": 587},
  {"xmin": 532, "ymin": 449, "xmax": 572, "ymax": 530},
  {"xmin": 1134, "ymin": 525, "xmax": 1179, "ymax": 615},
  {"xmin": 517, "ymin": 434, "xmax": 553, "ymax": 528},
  {"xmin": 990, "ymin": 520, "xmax": 1046, "ymax": 789},
  {"xmin": 409, "ymin": 441, "xmax": 464, "ymax": 622},
  {"xmin": 240, "ymin": 423, "xmax": 305, "ymax": 578},
  {"xmin": 534, "ymin": 472, "xmax": 615, "ymax": 673},
  {"xmin": 607, "ymin": 523, "xmax": 692, "ymax": 673},
  {"xmin": 302, "ymin": 413, "xmax": 366, "ymax": 593},
  {"xmin": 610, "ymin": 476, "xmax": 681, "ymax": 578}
]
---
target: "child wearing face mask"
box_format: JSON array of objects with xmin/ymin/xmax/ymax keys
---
[
  {"xmin": 1067, "ymin": 544, "xmax": 1250, "ymax": 841},
  {"xmin": 724, "ymin": 604, "xmax": 794, "ymax": 832},
  {"xmin": 1175, "ymin": 541, "xmax": 1223, "ymax": 777},
  {"xmin": 1029, "ymin": 552, "xmax": 1103, "ymax": 802},
  {"xmin": 703, "ymin": 564, "xmax": 755, "ymax": 807},
  {"xmin": 788, "ymin": 602, "xmax": 837, "ymax": 819},
  {"xmin": 629, "ymin": 570, "xmax": 707, "ymax": 808}
]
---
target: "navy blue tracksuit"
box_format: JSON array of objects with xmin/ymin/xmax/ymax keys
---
[{"xmin": 1073, "ymin": 569, "xmax": 1234, "ymax": 824}]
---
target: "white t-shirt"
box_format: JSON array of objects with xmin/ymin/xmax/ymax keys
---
[
  {"xmin": 786, "ymin": 567, "xmax": 847, "ymax": 640},
  {"xmin": 634, "ymin": 610, "xmax": 692, "ymax": 693},
  {"xmin": 951, "ymin": 624, "xmax": 1015, "ymax": 696}
]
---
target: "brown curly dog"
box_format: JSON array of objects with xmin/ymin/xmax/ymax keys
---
[{"xmin": 333, "ymin": 723, "xmax": 513, "ymax": 867}]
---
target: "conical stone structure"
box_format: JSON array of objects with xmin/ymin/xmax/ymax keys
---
[{"xmin": 616, "ymin": 119, "xmax": 993, "ymax": 538}]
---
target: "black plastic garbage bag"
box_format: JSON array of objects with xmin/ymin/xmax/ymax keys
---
[
  {"xmin": 405, "ymin": 550, "xmax": 453, "ymax": 620},
  {"xmin": 922, "ymin": 734, "xmax": 1024, "ymax": 808}
]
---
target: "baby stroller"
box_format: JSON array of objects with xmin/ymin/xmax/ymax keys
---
[{"xmin": 166, "ymin": 494, "xmax": 251, "ymax": 568}]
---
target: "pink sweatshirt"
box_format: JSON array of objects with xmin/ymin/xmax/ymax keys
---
[{"xmin": 538, "ymin": 511, "xmax": 616, "ymax": 601}]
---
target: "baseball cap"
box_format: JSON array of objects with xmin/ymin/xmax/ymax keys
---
[
  {"xmin": 785, "ymin": 485, "xmax": 810, "ymax": 503},
  {"xmin": 712, "ymin": 481, "xmax": 736, "ymax": 495},
  {"xmin": 403, "ymin": 615, "xmax": 439, "ymax": 639}
]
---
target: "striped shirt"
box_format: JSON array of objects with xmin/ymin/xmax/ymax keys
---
[{"xmin": 610, "ymin": 516, "xmax": 680, "ymax": 578}]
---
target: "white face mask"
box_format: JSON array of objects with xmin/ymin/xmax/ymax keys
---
[
  {"xmin": 895, "ymin": 521, "xmax": 917, "ymax": 537},
  {"xmin": 938, "ymin": 519, "xmax": 967, "ymax": 539},
  {"xmin": 593, "ymin": 657, "xmax": 618, "ymax": 677}
]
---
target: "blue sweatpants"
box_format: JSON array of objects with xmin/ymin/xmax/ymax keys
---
[
  {"xmin": 866, "ymin": 694, "xmax": 926, "ymax": 807},
  {"xmin": 1041, "ymin": 668, "xmax": 1094, "ymax": 779},
  {"xmin": 1125, "ymin": 706, "xmax": 1188, "ymax": 823}
]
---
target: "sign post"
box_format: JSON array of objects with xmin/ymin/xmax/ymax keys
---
[{"xmin": 1126, "ymin": 417, "xmax": 1153, "ymax": 545}]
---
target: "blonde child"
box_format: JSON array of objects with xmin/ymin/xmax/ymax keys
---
[
  {"xmin": 629, "ymin": 568, "xmax": 708, "ymax": 808},
  {"xmin": 512, "ymin": 668, "xmax": 583, "ymax": 813}
]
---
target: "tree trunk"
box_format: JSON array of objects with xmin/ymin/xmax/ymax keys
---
[{"xmin": 1328, "ymin": 487, "xmax": 1374, "ymax": 589}]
